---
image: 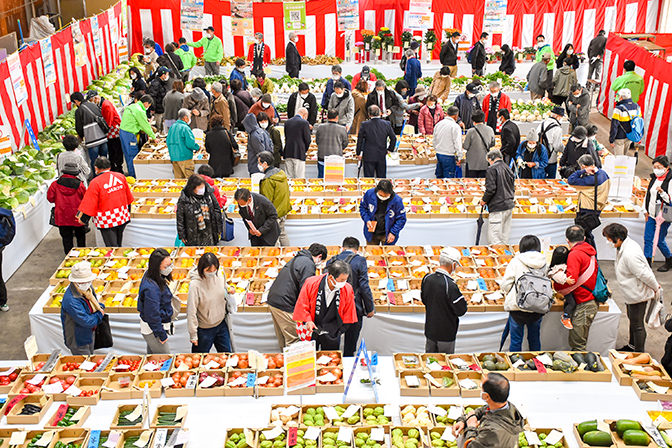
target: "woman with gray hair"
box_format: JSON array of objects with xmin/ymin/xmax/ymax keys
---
[
  {"xmin": 248, "ymin": 32, "xmax": 270, "ymax": 75},
  {"xmin": 162, "ymin": 80, "xmax": 185, "ymax": 133},
  {"xmin": 182, "ymin": 84, "xmax": 210, "ymax": 131}
]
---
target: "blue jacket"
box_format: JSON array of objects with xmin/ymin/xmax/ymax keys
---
[
  {"xmin": 516, "ymin": 141, "xmax": 548, "ymax": 179},
  {"xmin": 328, "ymin": 250, "xmax": 374, "ymax": 317},
  {"xmin": 321, "ymin": 77, "xmax": 352, "ymax": 108},
  {"xmin": 60, "ymin": 285, "xmax": 104, "ymax": 347},
  {"xmin": 242, "ymin": 113, "xmax": 273, "ymax": 174},
  {"xmin": 567, "ymin": 168, "xmax": 609, "ymax": 187},
  {"xmin": 229, "ymin": 68, "xmax": 249, "ymax": 91},
  {"xmin": 154, "ymin": 42, "xmax": 164, "ymax": 57},
  {"xmin": 404, "ymin": 58, "xmax": 422, "ymax": 94},
  {"xmin": 138, "ymin": 276, "xmax": 174, "ymax": 341},
  {"xmin": 359, "ymin": 189, "xmax": 407, "ymax": 244}
]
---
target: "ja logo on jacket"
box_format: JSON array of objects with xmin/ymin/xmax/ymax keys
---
[{"xmin": 103, "ymin": 173, "xmax": 124, "ymax": 193}]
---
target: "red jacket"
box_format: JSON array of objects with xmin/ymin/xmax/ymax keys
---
[
  {"xmin": 247, "ymin": 43, "xmax": 271, "ymax": 66},
  {"xmin": 100, "ymin": 99, "xmax": 121, "ymax": 138},
  {"xmin": 482, "ymin": 93, "xmax": 512, "ymax": 124},
  {"xmin": 351, "ymin": 72, "xmax": 377, "ymax": 88},
  {"xmin": 293, "ymin": 274, "xmax": 358, "ymax": 324},
  {"xmin": 78, "ymin": 170, "xmax": 134, "ymax": 229},
  {"xmin": 560, "ymin": 242, "xmax": 598, "ymax": 304},
  {"xmin": 201, "ymin": 174, "xmax": 226, "ymax": 207},
  {"xmin": 418, "ymin": 105, "xmax": 445, "ymax": 135},
  {"xmin": 47, "ymin": 175, "xmax": 87, "ymax": 227}
]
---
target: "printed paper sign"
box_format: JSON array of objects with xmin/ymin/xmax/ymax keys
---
[
  {"xmin": 283, "ymin": 1, "xmax": 306, "ymax": 31},
  {"xmin": 40, "ymin": 38, "xmax": 56, "ymax": 87},
  {"xmin": 180, "ymin": 0, "xmax": 205, "ymax": 30},
  {"xmin": 6, "ymin": 52, "xmax": 28, "ymax": 107},
  {"xmin": 283, "ymin": 340, "xmax": 316, "ymax": 392}
]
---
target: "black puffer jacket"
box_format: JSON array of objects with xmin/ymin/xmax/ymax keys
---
[
  {"xmin": 176, "ymin": 183, "xmax": 223, "ymax": 246},
  {"xmin": 148, "ymin": 78, "xmax": 171, "ymax": 114},
  {"xmin": 267, "ymin": 249, "xmax": 317, "ymax": 313}
]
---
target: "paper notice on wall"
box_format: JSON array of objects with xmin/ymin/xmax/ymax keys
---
[
  {"xmin": 40, "ymin": 38, "xmax": 56, "ymax": 87},
  {"xmin": 121, "ymin": 0, "xmax": 128, "ymax": 36},
  {"xmin": 108, "ymin": 9, "xmax": 119, "ymax": 42},
  {"xmin": 337, "ymin": 0, "xmax": 359, "ymax": 31},
  {"xmin": 119, "ymin": 37, "xmax": 129, "ymax": 62},
  {"xmin": 283, "ymin": 1, "xmax": 306, "ymax": 31},
  {"xmin": 231, "ymin": 0, "xmax": 254, "ymax": 37},
  {"xmin": 181, "ymin": 0, "xmax": 205, "ymax": 31},
  {"xmin": 603, "ymin": 154, "xmax": 636, "ymax": 201},
  {"xmin": 6, "ymin": 52, "xmax": 28, "ymax": 108},
  {"xmin": 483, "ymin": 0, "xmax": 508, "ymax": 34},
  {"xmin": 91, "ymin": 16, "xmax": 102, "ymax": 57},
  {"xmin": 406, "ymin": 0, "xmax": 433, "ymax": 30},
  {"xmin": 0, "ymin": 125, "xmax": 13, "ymax": 160}
]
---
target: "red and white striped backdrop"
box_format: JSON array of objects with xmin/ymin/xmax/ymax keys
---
[
  {"xmin": 0, "ymin": 2, "xmax": 124, "ymax": 151},
  {"xmin": 129, "ymin": 0, "xmax": 661, "ymax": 59},
  {"xmin": 598, "ymin": 33, "xmax": 672, "ymax": 158}
]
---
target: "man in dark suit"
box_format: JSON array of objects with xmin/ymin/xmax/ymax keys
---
[
  {"xmin": 365, "ymin": 80, "xmax": 399, "ymax": 120},
  {"xmin": 497, "ymin": 109, "xmax": 520, "ymax": 165},
  {"xmin": 327, "ymin": 236, "xmax": 375, "ymax": 357},
  {"xmin": 286, "ymin": 82, "xmax": 318, "ymax": 126},
  {"xmin": 283, "ymin": 108, "xmax": 311, "ymax": 178},
  {"xmin": 234, "ymin": 188, "xmax": 280, "ymax": 247},
  {"xmin": 356, "ymin": 105, "xmax": 396, "ymax": 178},
  {"xmin": 285, "ymin": 32, "xmax": 302, "ymax": 78},
  {"xmin": 440, "ymin": 31, "xmax": 460, "ymax": 77}
]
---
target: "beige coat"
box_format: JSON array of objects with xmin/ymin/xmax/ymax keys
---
[
  {"xmin": 211, "ymin": 94, "xmax": 231, "ymax": 130},
  {"xmin": 186, "ymin": 268, "xmax": 237, "ymax": 342},
  {"xmin": 576, "ymin": 178, "xmax": 611, "ymax": 210},
  {"xmin": 429, "ymin": 72, "xmax": 451, "ymax": 101},
  {"xmin": 350, "ymin": 90, "xmax": 368, "ymax": 135},
  {"xmin": 182, "ymin": 88, "xmax": 210, "ymax": 131}
]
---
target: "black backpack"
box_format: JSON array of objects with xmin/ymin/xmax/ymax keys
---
[{"xmin": 0, "ymin": 208, "xmax": 16, "ymax": 248}]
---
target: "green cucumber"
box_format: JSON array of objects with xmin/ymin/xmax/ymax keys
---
[
  {"xmin": 622, "ymin": 429, "xmax": 650, "ymax": 446},
  {"xmin": 578, "ymin": 420, "xmax": 599, "ymax": 437},
  {"xmin": 583, "ymin": 430, "xmax": 613, "ymax": 446},
  {"xmin": 615, "ymin": 420, "xmax": 642, "ymax": 437}
]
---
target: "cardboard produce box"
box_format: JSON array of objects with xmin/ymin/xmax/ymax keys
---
[
  {"xmin": 80, "ymin": 354, "xmax": 115, "ymax": 377},
  {"xmin": 195, "ymin": 370, "xmax": 227, "ymax": 397},
  {"xmin": 141, "ymin": 355, "xmax": 173, "ymax": 372},
  {"xmin": 164, "ymin": 371, "xmax": 198, "ymax": 398},
  {"xmin": 421, "ymin": 354, "xmax": 450, "ymax": 371},
  {"xmin": 17, "ymin": 430, "xmax": 60, "ymax": 448},
  {"xmin": 86, "ymin": 430, "xmax": 123, "ymax": 448},
  {"xmin": 45, "ymin": 403, "xmax": 90, "ymax": 429},
  {"xmin": 66, "ymin": 377, "xmax": 104, "ymax": 405},
  {"xmin": 10, "ymin": 372, "xmax": 48, "ymax": 395},
  {"xmin": 607, "ymin": 420, "xmax": 657, "ymax": 448},
  {"xmin": 225, "ymin": 429, "xmax": 258, "ymax": 448},
  {"xmin": 508, "ymin": 352, "xmax": 549, "ymax": 381},
  {"xmin": 393, "ymin": 354, "xmax": 422, "ymax": 374},
  {"xmin": 111, "ymin": 404, "xmax": 146, "ymax": 430},
  {"xmin": 520, "ymin": 428, "xmax": 569, "ymax": 448},
  {"xmin": 151, "ymin": 404, "xmax": 188, "ymax": 429},
  {"xmin": 399, "ymin": 371, "xmax": 430, "ymax": 397},
  {"xmin": 5, "ymin": 394, "xmax": 53, "ymax": 424},
  {"xmin": 572, "ymin": 421, "xmax": 616, "ymax": 448},
  {"xmin": 269, "ymin": 404, "xmax": 302, "ymax": 426},
  {"xmin": 43, "ymin": 373, "xmax": 79, "ymax": 401},
  {"xmin": 316, "ymin": 367, "xmax": 344, "ymax": 394},
  {"xmin": 53, "ymin": 355, "xmax": 88, "ymax": 374},
  {"xmin": 632, "ymin": 378, "xmax": 672, "ymax": 401},
  {"xmin": 255, "ymin": 370, "xmax": 285, "ymax": 396},
  {"xmin": 224, "ymin": 370, "xmax": 254, "ymax": 397},
  {"xmin": 102, "ymin": 373, "xmax": 136, "ymax": 400},
  {"xmin": 455, "ymin": 371, "xmax": 483, "ymax": 398},
  {"xmin": 608, "ymin": 351, "xmax": 669, "ymax": 386},
  {"xmin": 133, "ymin": 371, "xmax": 165, "ymax": 399},
  {"xmin": 361, "ymin": 404, "xmax": 393, "ymax": 427},
  {"xmin": 447, "ymin": 354, "xmax": 479, "ymax": 373},
  {"xmin": 0, "ymin": 366, "xmax": 22, "ymax": 394},
  {"xmin": 354, "ymin": 427, "xmax": 389, "ymax": 448},
  {"xmin": 0, "ymin": 429, "xmax": 19, "ymax": 448},
  {"xmin": 476, "ymin": 353, "xmax": 514, "ymax": 380},
  {"xmin": 426, "ymin": 371, "xmax": 459, "ymax": 397},
  {"xmin": 50, "ymin": 428, "xmax": 90, "ymax": 447},
  {"xmin": 119, "ymin": 429, "xmax": 155, "ymax": 448}
]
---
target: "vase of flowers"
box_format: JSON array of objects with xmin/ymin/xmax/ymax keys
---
[
  {"xmin": 378, "ymin": 27, "xmax": 394, "ymax": 63},
  {"xmin": 361, "ymin": 29, "xmax": 374, "ymax": 62},
  {"xmin": 402, "ymin": 31, "xmax": 413, "ymax": 49}
]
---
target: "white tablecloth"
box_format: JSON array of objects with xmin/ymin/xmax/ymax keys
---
[
  {"xmin": 29, "ymin": 280, "xmax": 620, "ymax": 356},
  {"xmin": 0, "ymin": 354, "xmax": 652, "ymax": 448},
  {"xmin": 106, "ymin": 216, "xmax": 650, "ymax": 261},
  {"xmin": 3, "ymin": 182, "xmax": 53, "ymax": 280}
]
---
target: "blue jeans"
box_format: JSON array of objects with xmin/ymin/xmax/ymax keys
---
[
  {"xmin": 87, "ymin": 142, "xmax": 108, "ymax": 172},
  {"xmin": 192, "ymin": 319, "xmax": 232, "ymax": 353},
  {"xmin": 119, "ymin": 130, "xmax": 139, "ymax": 177},
  {"xmin": 545, "ymin": 162, "xmax": 557, "ymax": 179},
  {"xmin": 508, "ymin": 315, "xmax": 542, "ymax": 351},
  {"xmin": 317, "ymin": 161, "xmax": 324, "ymax": 178},
  {"xmin": 644, "ymin": 216, "xmax": 672, "ymax": 259},
  {"xmin": 435, "ymin": 154, "xmax": 457, "ymax": 178}
]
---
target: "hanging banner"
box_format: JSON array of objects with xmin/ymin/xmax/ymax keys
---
[
  {"xmin": 108, "ymin": 9, "xmax": 119, "ymax": 43},
  {"xmin": 0, "ymin": 125, "xmax": 13, "ymax": 159},
  {"xmin": 231, "ymin": 0, "xmax": 254, "ymax": 37},
  {"xmin": 6, "ymin": 52, "xmax": 28, "ymax": 107},
  {"xmin": 406, "ymin": 0, "xmax": 433, "ymax": 30},
  {"xmin": 283, "ymin": 1, "xmax": 306, "ymax": 31},
  {"xmin": 121, "ymin": 0, "xmax": 128, "ymax": 36},
  {"xmin": 181, "ymin": 0, "xmax": 205, "ymax": 30},
  {"xmin": 336, "ymin": 0, "xmax": 359, "ymax": 31},
  {"xmin": 483, "ymin": 0, "xmax": 508, "ymax": 34},
  {"xmin": 71, "ymin": 21, "xmax": 87, "ymax": 67},
  {"xmin": 119, "ymin": 37, "xmax": 129, "ymax": 62},
  {"xmin": 91, "ymin": 16, "xmax": 103, "ymax": 57},
  {"xmin": 40, "ymin": 37, "xmax": 56, "ymax": 87}
]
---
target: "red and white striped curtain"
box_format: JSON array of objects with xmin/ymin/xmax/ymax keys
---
[
  {"xmin": 0, "ymin": 2, "xmax": 125, "ymax": 151},
  {"xmin": 598, "ymin": 33, "xmax": 672, "ymax": 158}
]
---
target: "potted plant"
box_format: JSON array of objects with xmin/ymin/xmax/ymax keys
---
[
  {"xmin": 361, "ymin": 29, "xmax": 374, "ymax": 61},
  {"xmin": 423, "ymin": 29, "xmax": 437, "ymax": 63},
  {"xmin": 402, "ymin": 31, "xmax": 413, "ymax": 49},
  {"xmin": 378, "ymin": 27, "xmax": 394, "ymax": 63}
]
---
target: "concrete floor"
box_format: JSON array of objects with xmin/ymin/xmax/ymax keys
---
[{"xmin": 1, "ymin": 111, "xmax": 668, "ymax": 361}]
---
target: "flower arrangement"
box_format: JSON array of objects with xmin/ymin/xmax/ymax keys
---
[
  {"xmin": 377, "ymin": 27, "xmax": 394, "ymax": 50},
  {"xmin": 423, "ymin": 29, "xmax": 437, "ymax": 51},
  {"xmin": 401, "ymin": 31, "xmax": 413, "ymax": 47},
  {"xmin": 361, "ymin": 29, "xmax": 375, "ymax": 49}
]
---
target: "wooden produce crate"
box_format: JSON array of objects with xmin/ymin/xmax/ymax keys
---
[
  {"xmin": 45, "ymin": 404, "xmax": 91, "ymax": 429},
  {"xmin": 110, "ymin": 404, "xmax": 146, "ymax": 430},
  {"xmin": 5, "ymin": 394, "xmax": 53, "ymax": 424},
  {"xmin": 151, "ymin": 404, "xmax": 188, "ymax": 429}
]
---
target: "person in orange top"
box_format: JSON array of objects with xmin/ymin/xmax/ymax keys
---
[
  {"xmin": 247, "ymin": 32, "xmax": 271, "ymax": 76},
  {"xmin": 293, "ymin": 260, "xmax": 358, "ymax": 350},
  {"xmin": 76, "ymin": 157, "xmax": 134, "ymax": 247}
]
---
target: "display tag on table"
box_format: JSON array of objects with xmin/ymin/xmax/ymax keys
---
[
  {"xmin": 543, "ymin": 430, "xmax": 563, "ymax": 445},
  {"xmin": 43, "ymin": 381, "xmax": 64, "ymax": 394},
  {"xmin": 245, "ymin": 373, "xmax": 256, "ymax": 388},
  {"xmin": 246, "ymin": 293, "xmax": 255, "ymax": 306},
  {"xmin": 53, "ymin": 404, "xmax": 69, "ymax": 422},
  {"xmin": 341, "ymin": 405, "xmax": 360, "ymax": 419},
  {"xmin": 244, "ymin": 430, "xmax": 255, "ymax": 447},
  {"xmin": 387, "ymin": 292, "xmax": 396, "ymax": 305},
  {"xmin": 512, "ymin": 359, "xmax": 525, "ymax": 369},
  {"xmin": 27, "ymin": 373, "xmax": 46, "ymax": 385},
  {"xmin": 160, "ymin": 359, "xmax": 172, "ymax": 371},
  {"xmin": 173, "ymin": 429, "xmax": 189, "ymax": 447},
  {"xmin": 423, "ymin": 245, "xmax": 434, "ymax": 256},
  {"xmin": 648, "ymin": 381, "xmax": 670, "ymax": 394},
  {"xmin": 621, "ymin": 363, "xmax": 646, "ymax": 372},
  {"xmin": 126, "ymin": 405, "xmax": 143, "ymax": 423},
  {"xmin": 609, "ymin": 349, "xmax": 628, "ymax": 360},
  {"xmin": 396, "ymin": 279, "xmax": 409, "ymax": 290},
  {"xmin": 287, "ymin": 427, "xmax": 298, "ymax": 447},
  {"xmin": 153, "ymin": 429, "xmax": 168, "ymax": 448},
  {"xmin": 35, "ymin": 431, "xmax": 55, "ymax": 447},
  {"xmin": 316, "ymin": 355, "xmax": 332, "ymax": 365},
  {"xmin": 160, "ymin": 377, "xmax": 175, "ymax": 388},
  {"xmin": 205, "ymin": 360, "xmax": 219, "ymax": 370},
  {"xmin": 405, "ymin": 375, "xmax": 420, "ymax": 387},
  {"xmin": 228, "ymin": 376, "xmax": 246, "ymax": 387},
  {"xmin": 304, "ymin": 427, "xmax": 320, "ymax": 441},
  {"xmin": 256, "ymin": 375, "xmax": 269, "ymax": 385},
  {"xmin": 535, "ymin": 353, "xmax": 553, "ymax": 366},
  {"xmin": 337, "ymin": 427, "xmax": 353, "ymax": 443},
  {"xmin": 597, "ymin": 420, "xmax": 610, "ymax": 433},
  {"xmin": 71, "ymin": 406, "xmax": 87, "ymax": 422},
  {"xmin": 459, "ymin": 378, "xmax": 478, "ymax": 390},
  {"xmin": 95, "ymin": 353, "xmax": 114, "ymax": 372},
  {"xmin": 40, "ymin": 350, "xmax": 61, "ymax": 372},
  {"xmin": 323, "ymin": 407, "xmax": 340, "ymax": 421},
  {"xmin": 427, "ymin": 404, "xmax": 447, "ymax": 416},
  {"xmin": 263, "ymin": 426, "xmax": 284, "ymax": 441},
  {"xmin": 115, "ymin": 364, "xmax": 130, "ymax": 371},
  {"xmin": 440, "ymin": 427, "xmax": 456, "ymax": 442},
  {"xmin": 103, "ymin": 431, "xmax": 121, "ymax": 448},
  {"xmin": 185, "ymin": 375, "xmax": 198, "ymax": 389},
  {"xmin": 143, "ymin": 362, "xmax": 158, "ymax": 371},
  {"xmin": 80, "ymin": 360, "xmax": 96, "ymax": 371},
  {"xmin": 134, "ymin": 430, "xmax": 152, "ymax": 447},
  {"xmin": 476, "ymin": 278, "xmax": 487, "ymax": 291},
  {"xmin": 280, "ymin": 405, "xmax": 300, "ymax": 417},
  {"xmin": 87, "ymin": 431, "xmax": 102, "ymax": 448},
  {"xmin": 65, "ymin": 385, "xmax": 82, "ymax": 396},
  {"xmin": 447, "ymin": 406, "xmax": 462, "ymax": 421},
  {"xmin": 175, "ymin": 362, "xmax": 189, "ymax": 372},
  {"xmin": 424, "ymin": 373, "xmax": 442, "ymax": 388},
  {"xmin": 317, "ymin": 372, "xmax": 338, "ymax": 383},
  {"xmin": 450, "ymin": 358, "xmax": 469, "ymax": 368},
  {"xmin": 427, "ymin": 361, "xmax": 442, "ymax": 371},
  {"xmin": 9, "ymin": 431, "xmax": 27, "ymax": 446},
  {"xmin": 199, "ymin": 376, "xmax": 217, "ymax": 389},
  {"xmin": 383, "ymin": 405, "xmax": 395, "ymax": 417},
  {"xmin": 174, "ymin": 405, "xmax": 188, "ymax": 422},
  {"xmin": 523, "ymin": 431, "xmax": 541, "ymax": 446},
  {"xmin": 370, "ymin": 428, "xmax": 385, "ymax": 442},
  {"xmin": 387, "ymin": 278, "xmax": 395, "ymax": 291},
  {"xmin": 532, "ymin": 359, "xmax": 547, "ymax": 373}
]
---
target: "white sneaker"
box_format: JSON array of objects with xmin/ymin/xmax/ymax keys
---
[{"xmin": 0, "ymin": 304, "xmax": 8, "ymax": 312}]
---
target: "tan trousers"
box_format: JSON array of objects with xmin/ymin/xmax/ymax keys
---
[
  {"xmin": 270, "ymin": 306, "xmax": 300, "ymax": 348},
  {"xmin": 284, "ymin": 158, "xmax": 306, "ymax": 179},
  {"xmin": 612, "ymin": 138, "xmax": 630, "ymax": 156},
  {"xmin": 277, "ymin": 216, "xmax": 290, "ymax": 246},
  {"xmin": 448, "ymin": 65, "xmax": 458, "ymax": 77},
  {"xmin": 172, "ymin": 160, "xmax": 195, "ymax": 179},
  {"xmin": 488, "ymin": 209, "xmax": 513, "ymax": 245}
]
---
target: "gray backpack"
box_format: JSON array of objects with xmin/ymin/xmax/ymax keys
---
[{"xmin": 515, "ymin": 267, "xmax": 553, "ymax": 314}]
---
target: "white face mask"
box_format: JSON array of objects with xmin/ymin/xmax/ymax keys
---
[
  {"xmin": 205, "ymin": 271, "xmax": 217, "ymax": 278},
  {"xmin": 567, "ymin": 49, "xmax": 573, "ymax": 55},
  {"xmin": 262, "ymin": 102, "xmax": 271, "ymax": 109},
  {"xmin": 654, "ymin": 168, "xmax": 667, "ymax": 177},
  {"xmin": 130, "ymin": 74, "xmax": 136, "ymax": 80},
  {"xmin": 376, "ymin": 193, "xmax": 389, "ymax": 201},
  {"xmin": 145, "ymin": 48, "xmax": 152, "ymax": 54},
  {"xmin": 259, "ymin": 121, "xmax": 268, "ymax": 129},
  {"xmin": 256, "ymin": 39, "xmax": 262, "ymax": 44},
  {"xmin": 335, "ymin": 91, "xmax": 344, "ymax": 98},
  {"xmin": 194, "ymin": 186, "xmax": 206, "ymax": 196},
  {"xmin": 161, "ymin": 75, "xmax": 169, "ymax": 82},
  {"xmin": 257, "ymin": 164, "xmax": 265, "ymax": 172},
  {"xmin": 528, "ymin": 142, "xmax": 537, "ymax": 149},
  {"xmin": 300, "ymin": 92, "xmax": 308, "ymax": 99},
  {"xmin": 160, "ymin": 265, "xmax": 173, "ymax": 276},
  {"xmin": 208, "ymin": 33, "xmax": 214, "ymax": 39},
  {"xmin": 332, "ymin": 75, "xmax": 340, "ymax": 80},
  {"xmin": 333, "ymin": 280, "xmax": 348, "ymax": 290},
  {"xmin": 466, "ymin": 92, "xmax": 474, "ymax": 98},
  {"xmin": 606, "ymin": 240, "xmax": 615, "ymax": 249},
  {"xmin": 76, "ymin": 282, "xmax": 92, "ymax": 291}
]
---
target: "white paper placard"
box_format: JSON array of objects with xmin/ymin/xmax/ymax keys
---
[
  {"xmin": 80, "ymin": 360, "xmax": 96, "ymax": 371},
  {"xmin": 524, "ymin": 431, "xmax": 541, "ymax": 446},
  {"xmin": 305, "ymin": 427, "xmax": 321, "ymax": 440},
  {"xmin": 370, "ymin": 428, "xmax": 385, "ymax": 442},
  {"xmin": 459, "ymin": 378, "xmax": 478, "ymax": 390},
  {"xmin": 27, "ymin": 373, "xmax": 46, "ymax": 385},
  {"xmin": 337, "ymin": 427, "xmax": 353, "ymax": 443},
  {"xmin": 43, "ymin": 382, "xmax": 64, "ymax": 394},
  {"xmin": 262, "ymin": 426, "xmax": 284, "ymax": 441},
  {"xmin": 440, "ymin": 427, "xmax": 456, "ymax": 442},
  {"xmin": 199, "ymin": 376, "xmax": 217, "ymax": 388},
  {"xmin": 544, "ymin": 430, "xmax": 563, "ymax": 445},
  {"xmin": 447, "ymin": 406, "xmax": 462, "ymax": 421},
  {"xmin": 341, "ymin": 405, "xmax": 360, "ymax": 419},
  {"xmin": 160, "ymin": 377, "xmax": 175, "ymax": 387},
  {"xmin": 427, "ymin": 404, "xmax": 447, "ymax": 416},
  {"xmin": 405, "ymin": 375, "xmax": 420, "ymax": 387},
  {"xmin": 71, "ymin": 406, "xmax": 87, "ymax": 422},
  {"xmin": 323, "ymin": 406, "xmax": 340, "ymax": 421},
  {"xmin": 34, "ymin": 431, "xmax": 55, "ymax": 447}
]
